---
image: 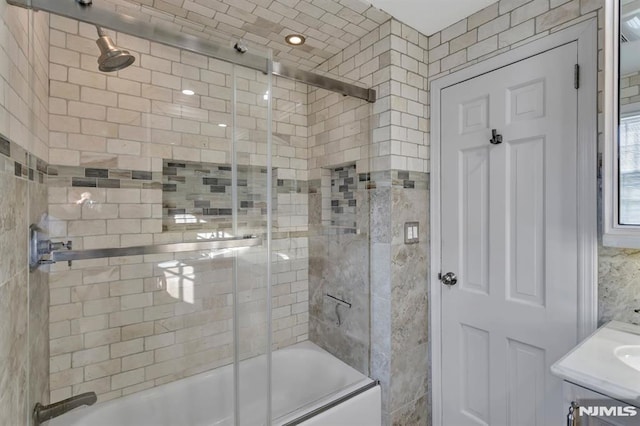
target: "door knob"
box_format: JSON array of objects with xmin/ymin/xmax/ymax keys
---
[{"xmin": 441, "ymin": 272, "xmax": 457, "ymax": 286}]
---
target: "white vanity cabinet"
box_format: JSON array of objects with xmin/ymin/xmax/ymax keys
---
[
  {"xmin": 552, "ymin": 322, "xmax": 640, "ymax": 426},
  {"xmin": 563, "ymin": 381, "xmax": 640, "ymax": 426}
]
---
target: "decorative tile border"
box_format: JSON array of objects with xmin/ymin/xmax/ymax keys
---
[
  {"xmin": 47, "ymin": 165, "xmax": 162, "ymax": 189},
  {"xmin": 0, "ymin": 133, "xmax": 47, "ymax": 184},
  {"xmin": 276, "ymin": 178, "xmax": 308, "ymax": 194},
  {"xmin": 366, "ymin": 170, "xmax": 430, "ymax": 190}
]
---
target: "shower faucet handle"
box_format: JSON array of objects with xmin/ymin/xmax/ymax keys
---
[{"xmin": 49, "ymin": 240, "xmax": 72, "ymax": 251}]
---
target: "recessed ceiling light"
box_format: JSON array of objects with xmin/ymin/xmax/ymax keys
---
[
  {"xmin": 285, "ymin": 34, "xmax": 305, "ymax": 46},
  {"xmin": 182, "ymin": 89, "xmax": 195, "ymax": 96},
  {"xmin": 218, "ymin": 123, "xmax": 227, "ymax": 128}
]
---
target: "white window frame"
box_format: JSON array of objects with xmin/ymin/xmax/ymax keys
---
[{"xmin": 602, "ymin": 0, "xmax": 640, "ymax": 247}]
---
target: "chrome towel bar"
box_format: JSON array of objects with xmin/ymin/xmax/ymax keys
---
[
  {"xmin": 52, "ymin": 237, "xmax": 262, "ymax": 262},
  {"xmin": 29, "ymin": 224, "xmax": 261, "ymax": 269}
]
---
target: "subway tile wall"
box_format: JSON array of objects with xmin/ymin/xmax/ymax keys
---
[{"xmin": 47, "ymin": 14, "xmax": 309, "ymax": 403}]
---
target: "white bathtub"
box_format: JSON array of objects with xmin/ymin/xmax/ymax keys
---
[{"xmin": 48, "ymin": 341, "xmax": 381, "ymax": 426}]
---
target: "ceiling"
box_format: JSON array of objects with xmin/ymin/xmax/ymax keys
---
[
  {"xmin": 108, "ymin": 0, "xmax": 497, "ymax": 69},
  {"xmin": 108, "ymin": 0, "xmax": 391, "ymax": 69},
  {"xmin": 365, "ymin": 0, "xmax": 498, "ymax": 35}
]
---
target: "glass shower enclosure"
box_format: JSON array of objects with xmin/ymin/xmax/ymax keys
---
[{"xmin": 9, "ymin": 0, "xmax": 378, "ymax": 424}]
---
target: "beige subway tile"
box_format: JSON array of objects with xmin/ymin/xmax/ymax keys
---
[
  {"xmin": 468, "ymin": 36, "xmax": 499, "ymax": 61},
  {"xmin": 121, "ymin": 321, "xmax": 154, "ymax": 341},
  {"xmin": 72, "ymin": 346, "xmax": 110, "ymax": 368},
  {"xmin": 117, "ymin": 66, "xmax": 151, "ymax": 84},
  {"xmin": 50, "ymin": 288, "xmax": 71, "ymax": 306},
  {"xmin": 111, "ymin": 368, "xmax": 145, "ymax": 390},
  {"xmin": 121, "ymin": 293, "xmax": 153, "ymax": 310},
  {"xmin": 68, "ymin": 101, "xmax": 107, "ymax": 121},
  {"xmin": 50, "ymin": 47, "xmax": 80, "ymax": 68},
  {"xmin": 51, "ymin": 335, "xmax": 84, "ymax": 356},
  {"xmin": 50, "ymin": 367, "xmax": 84, "ymax": 390},
  {"xmin": 499, "ymin": 19, "xmax": 536, "ymax": 48},
  {"xmin": 83, "ymin": 297, "xmax": 120, "ymax": 316},
  {"xmin": 499, "ymin": 0, "xmax": 531, "ymax": 14},
  {"xmin": 51, "ymin": 354, "xmax": 72, "ymax": 374},
  {"xmin": 106, "ymin": 108, "xmax": 141, "ymax": 125},
  {"xmin": 110, "ymin": 279, "xmax": 143, "ymax": 297},
  {"xmin": 82, "ymin": 266, "xmax": 119, "ymax": 285},
  {"xmin": 72, "ymin": 283, "xmax": 110, "ymax": 302},
  {"xmin": 50, "ymin": 303, "xmax": 83, "ymax": 322},
  {"xmin": 469, "ymin": 3, "xmax": 500, "ymax": 29},
  {"xmin": 73, "ymin": 376, "xmax": 112, "ymax": 396},
  {"xmin": 441, "ymin": 19, "xmax": 468, "ymax": 42},
  {"xmin": 107, "ymin": 219, "xmax": 141, "ymax": 234},
  {"xmin": 68, "ymin": 67, "xmax": 106, "ymax": 90},
  {"xmin": 50, "ymin": 320, "xmax": 71, "ymax": 340},
  {"xmin": 512, "ymin": 0, "xmax": 550, "ymax": 26},
  {"xmin": 81, "ymin": 87, "xmax": 118, "ymax": 107},
  {"xmin": 118, "ymin": 262, "xmax": 153, "ymax": 280},
  {"xmin": 85, "ymin": 328, "xmax": 121, "ymax": 348},
  {"xmin": 478, "ymin": 14, "xmax": 511, "ymax": 41},
  {"xmin": 50, "ymin": 387, "xmax": 72, "ymax": 402},
  {"xmin": 111, "ymin": 338, "xmax": 144, "ymax": 359},
  {"xmin": 122, "ymin": 352, "xmax": 154, "ymax": 372},
  {"xmin": 84, "ymin": 358, "xmax": 121, "ymax": 381},
  {"xmin": 83, "ymin": 235, "xmax": 120, "ymax": 250},
  {"xmin": 81, "ymin": 204, "xmax": 119, "ymax": 220},
  {"xmin": 109, "ymin": 308, "xmax": 144, "ymax": 328},
  {"xmin": 536, "ymin": 0, "xmax": 580, "ymax": 32},
  {"xmin": 81, "ymin": 119, "xmax": 118, "ymax": 138},
  {"xmin": 70, "ymin": 314, "xmax": 108, "ymax": 335},
  {"xmin": 106, "ymin": 188, "xmax": 141, "ymax": 204},
  {"xmin": 144, "ymin": 359, "xmax": 178, "ymax": 380}
]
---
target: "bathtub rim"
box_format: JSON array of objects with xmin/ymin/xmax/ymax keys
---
[{"xmin": 275, "ymin": 379, "xmax": 380, "ymax": 426}]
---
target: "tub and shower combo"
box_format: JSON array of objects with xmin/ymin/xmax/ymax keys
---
[
  {"xmin": 14, "ymin": 0, "xmax": 382, "ymax": 424},
  {"xmin": 48, "ymin": 342, "xmax": 381, "ymax": 426}
]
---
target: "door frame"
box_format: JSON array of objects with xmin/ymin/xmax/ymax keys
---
[{"xmin": 429, "ymin": 19, "xmax": 598, "ymax": 425}]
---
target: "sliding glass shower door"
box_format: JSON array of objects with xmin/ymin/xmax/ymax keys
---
[{"xmin": 43, "ymin": 13, "xmax": 274, "ymax": 425}]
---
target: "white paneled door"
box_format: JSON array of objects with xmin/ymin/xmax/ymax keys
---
[{"xmin": 440, "ymin": 42, "xmax": 579, "ymax": 426}]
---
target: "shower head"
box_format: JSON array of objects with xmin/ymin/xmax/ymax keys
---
[{"xmin": 95, "ymin": 27, "xmax": 135, "ymax": 72}]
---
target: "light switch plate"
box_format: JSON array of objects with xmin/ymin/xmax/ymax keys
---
[{"xmin": 404, "ymin": 222, "xmax": 419, "ymax": 244}]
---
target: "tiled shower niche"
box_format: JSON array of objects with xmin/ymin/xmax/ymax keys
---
[
  {"xmin": 162, "ymin": 160, "xmax": 271, "ymax": 233},
  {"xmin": 331, "ymin": 165, "xmax": 357, "ymax": 230}
]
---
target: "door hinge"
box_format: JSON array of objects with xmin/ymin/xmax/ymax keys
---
[
  {"xmin": 438, "ymin": 272, "xmax": 442, "ymax": 280},
  {"xmin": 574, "ymin": 64, "xmax": 580, "ymax": 89}
]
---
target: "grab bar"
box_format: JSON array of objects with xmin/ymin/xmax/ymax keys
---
[{"xmin": 51, "ymin": 237, "xmax": 262, "ymax": 263}]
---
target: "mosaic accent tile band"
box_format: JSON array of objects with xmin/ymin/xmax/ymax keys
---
[
  {"xmin": 47, "ymin": 165, "xmax": 162, "ymax": 189},
  {"xmin": 0, "ymin": 133, "xmax": 47, "ymax": 183}
]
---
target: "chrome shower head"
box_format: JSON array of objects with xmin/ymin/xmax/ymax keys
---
[{"xmin": 95, "ymin": 27, "xmax": 135, "ymax": 72}]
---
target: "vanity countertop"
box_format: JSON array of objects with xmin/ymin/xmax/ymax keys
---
[{"xmin": 551, "ymin": 320, "xmax": 640, "ymax": 405}]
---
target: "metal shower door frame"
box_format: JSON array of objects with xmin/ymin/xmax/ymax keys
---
[{"xmin": 6, "ymin": 0, "xmax": 376, "ymax": 102}]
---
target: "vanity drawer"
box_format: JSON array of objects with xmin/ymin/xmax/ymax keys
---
[{"xmin": 563, "ymin": 382, "xmax": 640, "ymax": 426}]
